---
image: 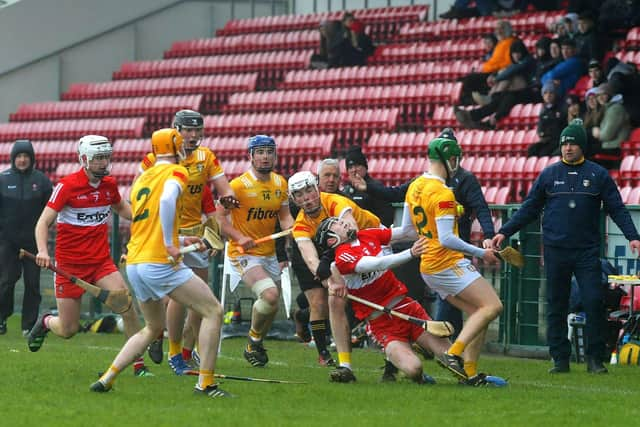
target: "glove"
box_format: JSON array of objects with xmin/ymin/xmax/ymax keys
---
[
  {"xmin": 315, "ymin": 248, "xmax": 335, "ymax": 281},
  {"xmin": 219, "ymin": 195, "xmax": 240, "ymax": 209}
]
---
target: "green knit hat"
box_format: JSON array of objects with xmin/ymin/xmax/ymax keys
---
[{"xmin": 559, "ymin": 118, "xmax": 588, "ymax": 153}]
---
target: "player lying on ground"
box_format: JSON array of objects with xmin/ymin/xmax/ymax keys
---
[
  {"xmin": 288, "ymin": 170, "xmax": 381, "ymax": 382},
  {"xmin": 314, "ymin": 217, "xmax": 449, "ymax": 384}
]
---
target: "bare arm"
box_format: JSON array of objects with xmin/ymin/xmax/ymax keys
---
[
  {"xmin": 34, "ymin": 206, "xmax": 58, "ymax": 267},
  {"xmin": 211, "ymin": 175, "xmax": 240, "ymax": 209},
  {"xmin": 297, "ymin": 239, "xmax": 321, "ymax": 274},
  {"xmin": 214, "ymin": 205, "xmax": 255, "ymax": 251},
  {"xmin": 112, "ymin": 199, "xmax": 132, "ymax": 221},
  {"xmin": 278, "ymin": 203, "xmax": 295, "ymax": 231}
]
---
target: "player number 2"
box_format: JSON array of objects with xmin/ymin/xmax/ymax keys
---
[
  {"xmin": 132, "ymin": 187, "xmax": 151, "ymax": 222},
  {"xmin": 412, "ymin": 206, "xmax": 432, "ymax": 238}
]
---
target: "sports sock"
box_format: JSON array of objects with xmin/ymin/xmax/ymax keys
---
[
  {"xmin": 99, "ymin": 364, "xmax": 120, "ymax": 386},
  {"xmin": 310, "ymin": 320, "xmax": 328, "ymax": 353},
  {"xmin": 133, "ymin": 357, "xmax": 144, "ymax": 371},
  {"xmin": 249, "ymin": 328, "xmax": 262, "ymax": 343},
  {"xmin": 338, "ymin": 352, "xmax": 352, "ymax": 369},
  {"xmin": 198, "ymin": 369, "xmax": 215, "ymax": 389},
  {"xmin": 43, "ymin": 314, "xmax": 53, "ymax": 330},
  {"xmin": 448, "ymin": 340, "xmax": 466, "ymax": 357},
  {"xmin": 168, "ymin": 340, "xmax": 182, "ymax": 358},
  {"xmin": 182, "ymin": 347, "xmax": 192, "ymax": 361},
  {"xmin": 464, "ymin": 361, "xmax": 477, "ymax": 377}
]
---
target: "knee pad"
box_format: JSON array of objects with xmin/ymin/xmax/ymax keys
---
[{"xmin": 252, "ymin": 278, "xmax": 278, "ymax": 315}]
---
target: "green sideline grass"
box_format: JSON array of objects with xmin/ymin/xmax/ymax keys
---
[{"xmin": 1, "ymin": 316, "xmax": 639, "ymax": 427}]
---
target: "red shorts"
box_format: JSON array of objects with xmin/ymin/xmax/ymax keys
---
[
  {"xmin": 54, "ymin": 258, "xmax": 118, "ymax": 299},
  {"xmin": 366, "ymin": 297, "xmax": 431, "ymax": 350}
]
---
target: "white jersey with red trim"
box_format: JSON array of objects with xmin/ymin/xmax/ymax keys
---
[
  {"xmin": 47, "ymin": 168, "xmax": 121, "ymax": 263},
  {"xmin": 334, "ymin": 228, "xmax": 408, "ymax": 320}
]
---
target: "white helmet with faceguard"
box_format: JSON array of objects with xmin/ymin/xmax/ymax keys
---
[
  {"xmin": 78, "ymin": 135, "xmax": 113, "ymax": 178},
  {"xmin": 288, "ymin": 171, "xmax": 321, "ymax": 215}
]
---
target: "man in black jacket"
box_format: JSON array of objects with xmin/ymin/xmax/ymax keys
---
[
  {"xmin": 342, "ymin": 146, "xmax": 395, "ymax": 227},
  {"xmin": 493, "ymin": 119, "xmax": 640, "ymax": 374},
  {"xmin": 0, "ymin": 139, "xmax": 52, "ymax": 335}
]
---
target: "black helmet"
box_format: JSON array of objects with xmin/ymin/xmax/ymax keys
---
[
  {"xmin": 173, "ymin": 109, "xmax": 203, "ymax": 130},
  {"xmin": 314, "ymin": 217, "xmax": 342, "ymax": 252}
]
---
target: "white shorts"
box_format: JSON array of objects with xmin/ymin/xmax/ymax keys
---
[
  {"xmin": 420, "ymin": 258, "xmax": 481, "ymax": 299},
  {"xmin": 228, "ymin": 254, "xmax": 281, "ymax": 291},
  {"xmin": 183, "ymin": 250, "xmax": 210, "ymax": 269},
  {"xmin": 126, "ymin": 263, "xmax": 194, "ymax": 302}
]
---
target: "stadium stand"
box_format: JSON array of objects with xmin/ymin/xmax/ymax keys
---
[{"xmin": 3, "ymin": 3, "xmax": 640, "ymax": 206}]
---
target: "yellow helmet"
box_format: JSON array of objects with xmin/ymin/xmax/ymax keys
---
[
  {"xmin": 151, "ymin": 128, "xmax": 185, "ymax": 160},
  {"xmin": 619, "ymin": 343, "xmax": 640, "ymax": 365}
]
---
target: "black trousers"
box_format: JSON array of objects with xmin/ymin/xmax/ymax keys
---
[
  {"xmin": 0, "ymin": 239, "xmax": 42, "ymax": 331},
  {"xmin": 544, "ymin": 245, "xmax": 607, "ymax": 363},
  {"xmin": 459, "ymin": 72, "xmax": 491, "ymax": 105}
]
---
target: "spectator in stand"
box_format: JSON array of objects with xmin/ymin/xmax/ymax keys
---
[
  {"xmin": 312, "ymin": 14, "xmax": 373, "ymax": 69},
  {"xmin": 587, "ymin": 59, "xmax": 606, "ymax": 88},
  {"xmin": 597, "ymin": 0, "xmax": 640, "ymax": 35},
  {"xmin": 589, "ymin": 83, "xmax": 630, "ymax": 169},
  {"xmin": 540, "ymin": 38, "xmax": 586, "ymax": 99},
  {"xmin": 531, "ymin": 37, "xmax": 557, "ymax": 99},
  {"xmin": 342, "ymin": 12, "xmax": 375, "ymax": 65},
  {"xmin": 527, "ymin": 81, "xmax": 566, "ymax": 157},
  {"xmin": 455, "ymin": 38, "xmax": 536, "ymax": 129},
  {"xmin": 342, "ymin": 146, "xmax": 394, "ymax": 227},
  {"xmin": 607, "ymin": 61, "xmax": 640, "ymax": 127},
  {"xmin": 574, "ymin": 11, "xmax": 605, "ymax": 62},
  {"xmin": 314, "ymin": 20, "xmax": 347, "ymax": 69},
  {"xmin": 550, "ymin": 13, "xmax": 579, "ymax": 41},
  {"xmin": 481, "ymin": 34, "xmax": 499, "ymax": 62},
  {"xmin": 548, "ymin": 38, "xmax": 562, "ymax": 64},
  {"xmin": 439, "ymin": 0, "xmax": 496, "ymax": 19},
  {"xmin": 565, "ymin": 94, "xmax": 584, "ymax": 124},
  {"xmin": 458, "ymin": 20, "xmax": 517, "ymax": 106},
  {"xmin": 583, "ymin": 87, "xmax": 604, "ymax": 152}
]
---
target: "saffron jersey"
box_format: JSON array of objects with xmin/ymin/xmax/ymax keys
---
[
  {"xmin": 292, "ymin": 192, "xmax": 380, "ymax": 242},
  {"xmin": 127, "ymin": 163, "xmax": 189, "ymax": 264},
  {"xmin": 226, "ymin": 170, "xmax": 289, "ymax": 258},
  {"xmin": 47, "ymin": 168, "xmax": 121, "ymax": 263},
  {"xmin": 334, "ymin": 228, "xmax": 408, "ymax": 320},
  {"xmin": 140, "ymin": 146, "xmax": 224, "ymax": 228},
  {"xmin": 405, "ymin": 173, "xmax": 464, "ymax": 274}
]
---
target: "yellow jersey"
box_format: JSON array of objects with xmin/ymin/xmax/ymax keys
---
[
  {"xmin": 405, "ymin": 173, "xmax": 464, "ymax": 274},
  {"xmin": 127, "ymin": 163, "xmax": 189, "ymax": 264},
  {"xmin": 141, "ymin": 146, "xmax": 225, "ymax": 228},
  {"xmin": 293, "ymin": 192, "xmax": 381, "ymax": 241},
  {"xmin": 226, "ymin": 170, "xmax": 289, "ymax": 258}
]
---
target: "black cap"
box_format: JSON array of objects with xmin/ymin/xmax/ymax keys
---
[{"xmin": 345, "ymin": 145, "xmax": 368, "ymax": 168}]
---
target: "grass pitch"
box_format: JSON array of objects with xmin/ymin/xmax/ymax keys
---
[{"xmin": 1, "ymin": 316, "xmax": 639, "ymax": 427}]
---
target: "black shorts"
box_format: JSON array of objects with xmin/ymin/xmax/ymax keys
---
[{"xmin": 291, "ymin": 259, "xmax": 324, "ymax": 292}]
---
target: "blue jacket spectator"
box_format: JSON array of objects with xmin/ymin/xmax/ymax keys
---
[{"xmin": 541, "ymin": 38, "xmax": 586, "ymax": 98}]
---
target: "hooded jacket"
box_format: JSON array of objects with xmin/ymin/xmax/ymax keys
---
[
  {"xmin": 0, "ymin": 140, "xmax": 52, "ymax": 246},
  {"xmin": 599, "ymin": 94, "xmax": 630, "ymax": 150}
]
